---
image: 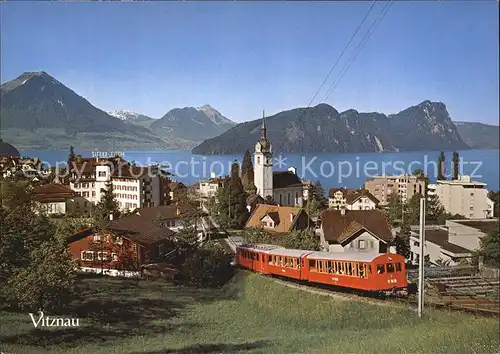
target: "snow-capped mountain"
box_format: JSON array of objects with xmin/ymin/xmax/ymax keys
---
[{"xmin": 107, "ymin": 110, "xmax": 156, "ymax": 127}]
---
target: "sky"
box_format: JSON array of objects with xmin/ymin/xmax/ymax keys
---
[{"xmin": 1, "ymin": 1, "xmax": 498, "ymax": 124}]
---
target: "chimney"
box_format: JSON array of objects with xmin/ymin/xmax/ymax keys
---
[
  {"xmin": 340, "ymin": 206, "xmax": 346, "ymax": 216},
  {"xmin": 109, "ymin": 212, "xmax": 113, "ymax": 221},
  {"xmin": 210, "ymin": 171, "xmax": 216, "ymax": 179},
  {"xmin": 176, "ymin": 206, "xmax": 180, "ymax": 216},
  {"xmin": 288, "ymin": 166, "xmax": 297, "ymax": 175},
  {"xmin": 290, "ymin": 213, "xmax": 295, "ymax": 222}
]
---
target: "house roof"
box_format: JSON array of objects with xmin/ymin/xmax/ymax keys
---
[
  {"xmin": 328, "ymin": 188, "xmax": 379, "ymax": 205},
  {"xmin": 319, "ymin": 209, "xmax": 392, "ymax": 244},
  {"xmin": 135, "ymin": 204, "xmax": 197, "ymax": 221},
  {"xmin": 424, "ymin": 229, "xmax": 472, "ymax": 255},
  {"xmin": 245, "ymin": 204, "xmax": 309, "ymax": 233},
  {"xmin": 453, "ymin": 220, "xmax": 499, "ymax": 235},
  {"xmin": 273, "ymin": 171, "xmax": 303, "ymax": 189},
  {"xmin": 106, "ymin": 214, "xmax": 176, "ymax": 246},
  {"xmin": 32, "ymin": 183, "xmax": 76, "ymax": 202}
]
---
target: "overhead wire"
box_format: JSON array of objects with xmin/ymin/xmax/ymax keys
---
[
  {"xmin": 322, "ymin": 0, "xmax": 394, "ymax": 103},
  {"xmin": 274, "ymin": 0, "xmax": 378, "ymax": 153}
]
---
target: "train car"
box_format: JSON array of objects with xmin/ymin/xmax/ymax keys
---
[
  {"xmin": 303, "ymin": 251, "xmax": 408, "ymax": 292},
  {"xmin": 235, "ymin": 244, "xmax": 284, "ymax": 274},
  {"xmin": 265, "ymin": 248, "xmax": 313, "ymax": 280}
]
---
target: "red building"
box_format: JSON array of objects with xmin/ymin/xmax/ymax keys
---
[{"xmin": 66, "ymin": 214, "xmax": 175, "ymax": 277}]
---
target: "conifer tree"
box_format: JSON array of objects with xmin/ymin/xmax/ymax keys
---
[
  {"xmin": 437, "ymin": 151, "xmax": 445, "ymax": 180},
  {"xmin": 67, "ymin": 146, "xmax": 76, "ymax": 171},
  {"xmin": 241, "ymin": 150, "xmax": 254, "ymax": 191}
]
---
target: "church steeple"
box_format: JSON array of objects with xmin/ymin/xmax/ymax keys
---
[{"xmin": 260, "ymin": 110, "xmax": 266, "ymax": 139}]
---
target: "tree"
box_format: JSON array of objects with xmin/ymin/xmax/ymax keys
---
[
  {"xmin": 304, "ymin": 197, "xmax": 320, "ymax": 218},
  {"xmin": 477, "ymin": 229, "xmax": 500, "ymax": 268},
  {"xmin": 488, "ymin": 190, "xmax": 499, "ymax": 217},
  {"xmin": 282, "ymin": 229, "xmax": 320, "ymax": 251},
  {"xmin": 412, "ymin": 168, "xmax": 424, "ymax": 176},
  {"xmin": 67, "ymin": 145, "xmax": 76, "ymax": 170},
  {"xmin": 426, "ymin": 194, "xmax": 445, "ymax": 224},
  {"xmin": 242, "ymin": 227, "xmax": 273, "ymax": 244},
  {"xmin": 437, "ymin": 151, "xmax": 445, "ymax": 180},
  {"xmin": 241, "ymin": 150, "xmax": 255, "ymax": 192},
  {"xmin": 452, "ymin": 151, "xmax": 459, "ymax": 180},
  {"xmin": 310, "ymin": 180, "xmax": 328, "ymax": 209},
  {"xmin": 405, "ymin": 193, "xmax": 422, "ymax": 225},
  {"xmin": 94, "ymin": 181, "xmax": 119, "ymax": 223},
  {"xmin": 0, "ymin": 186, "xmax": 77, "ymax": 311},
  {"xmin": 387, "ymin": 193, "xmax": 403, "ymax": 226},
  {"xmin": 215, "ymin": 162, "xmax": 249, "ymax": 229},
  {"xmin": 391, "ymin": 222, "xmax": 411, "ymax": 260},
  {"xmin": 264, "ymin": 195, "xmax": 277, "ymax": 205},
  {"xmin": 7, "ymin": 237, "xmax": 77, "ymax": 311}
]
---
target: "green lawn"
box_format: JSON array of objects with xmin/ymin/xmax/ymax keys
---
[{"xmin": 1, "ymin": 272, "xmax": 499, "ymax": 354}]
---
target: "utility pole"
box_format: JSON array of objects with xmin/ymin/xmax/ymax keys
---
[{"xmin": 418, "ymin": 197, "xmax": 426, "ymax": 318}]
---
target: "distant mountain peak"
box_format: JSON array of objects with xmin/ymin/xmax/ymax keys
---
[{"xmin": 1, "ymin": 71, "xmax": 62, "ymax": 92}]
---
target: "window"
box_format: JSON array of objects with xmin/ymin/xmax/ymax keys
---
[
  {"xmin": 92, "ymin": 191, "xmax": 96, "ymax": 197},
  {"xmin": 395, "ymin": 263, "xmax": 402, "ymax": 272},
  {"xmin": 387, "ymin": 263, "xmax": 395, "ymax": 273},
  {"xmin": 377, "ymin": 264, "xmax": 385, "ymax": 274},
  {"xmin": 97, "ymin": 251, "xmax": 109, "ymax": 260},
  {"xmin": 358, "ymin": 240, "xmax": 366, "ymax": 249},
  {"xmin": 81, "ymin": 251, "xmax": 94, "ymax": 261},
  {"xmin": 309, "ymin": 259, "xmax": 316, "ymax": 270},
  {"xmin": 98, "ymin": 171, "xmax": 106, "ymax": 177},
  {"xmin": 257, "ymin": 157, "xmax": 260, "ymax": 164},
  {"xmin": 262, "ymin": 221, "xmax": 268, "ymax": 227},
  {"xmin": 111, "ymin": 253, "xmax": 118, "ymax": 261},
  {"xmin": 93, "ymin": 234, "xmax": 100, "ymax": 242}
]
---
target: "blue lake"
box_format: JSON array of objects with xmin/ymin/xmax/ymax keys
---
[{"xmin": 20, "ymin": 149, "xmax": 500, "ymax": 191}]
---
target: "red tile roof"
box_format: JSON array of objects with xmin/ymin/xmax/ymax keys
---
[
  {"xmin": 106, "ymin": 214, "xmax": 176, "ymax": 245},
  {"xmin": 32, "ymin": 183, "xmax": 76, "ymax": 202},
  {"xmin": 245, "ymin": 204, "xmax": 311, "ymax": 233},
  {"xmin": 320, "ymin": 209, "xmax": 392, "ymax": 244}
]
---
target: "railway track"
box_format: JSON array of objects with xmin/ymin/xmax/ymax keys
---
[{"xmin": 243, "ymin": 269, "xmax": 500, "ymax": 317}]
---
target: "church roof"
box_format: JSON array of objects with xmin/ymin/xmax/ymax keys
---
[{"xmin": 273, "ymin": 171, "xmax": 303, "ymax": 189}]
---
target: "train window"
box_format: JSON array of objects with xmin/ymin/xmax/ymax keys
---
[
  {"xmin": 285, "ymin": 257, "xmax": 291, "ymax": 267},
  {"xmin": 347, "ymin": 263, "xmax": 353, "ymax": 276},
  {"xmin": 387, "ymin": 263, "xmax": 395, "ymax": 273},
  {"xmin": 396, "ymin": 263, "xmax": 402, "ymax": 272},
  {"xmin": 367, "ymin": 265, "xmax": 372, "ymax": 275},
  {"xmin": 377, "ymin": 264, "xmax": 385, "ymax": 274},
  {"xmin": 355, "ymin": 263, "xmax": 360, "ymax": 277},
  {"xmin": 359, "ymin": 264, "xmax": 365, "ymax": 278},
  {"xmin": 309, "ymin": 260, "xmax": 316, "ymax": 271},
  {"xmin": 337, "ymin": 262, "xmax": 342, "ymax": 275},
  {"xmin": 326, "ymin": 261, "xmax": 332, "ymax": 273}
]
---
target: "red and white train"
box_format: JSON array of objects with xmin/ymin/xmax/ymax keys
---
[{"xmin": 235, "ymin": 244, "xmax": 408, "ymax": 294}]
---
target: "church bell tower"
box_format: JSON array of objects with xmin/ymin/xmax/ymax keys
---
[{"xmin": 254, "ymin": 110, "xmax": 273, "ymax": 199}]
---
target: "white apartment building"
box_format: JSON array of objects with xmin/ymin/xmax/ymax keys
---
[
  {"xmin": 199, "ymin": 172, "xmax": 225, "ymax": 199},
  {"xmin": 69, "ymin": 158, "xmax": 167, "ymax": 212},
  {"xmin": 430, "ymin": 175, "xmax": 494, "ymax": 219}
]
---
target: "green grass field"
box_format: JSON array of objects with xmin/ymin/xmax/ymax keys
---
[{"xmin": 1, "ymin": 272, "xmax": 499, "ymax": 354}]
